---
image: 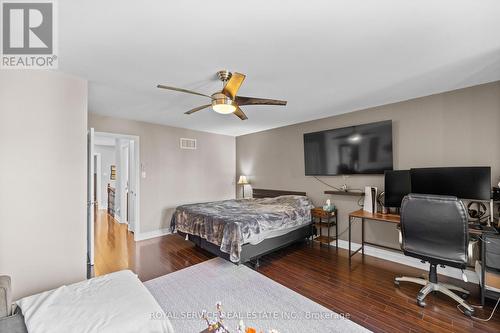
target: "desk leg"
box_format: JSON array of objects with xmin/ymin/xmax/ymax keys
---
[
  {"xmin": 348, "ymin": 216, "xmax": 364, "ymax": 263},
  {"xmin": 319, "ymin": 217, "xmax": 322, "ymax": 247},
  {"xmin": 481, "ymin": 238, "xmax": 486, "ymax": 306},
  {"xmin": 361, "ymin": 218, "xmax": 365, "ymax": 255},
  {"xmin": 335, "ymin": 216, "xmax": 338, "ymax": 249},
  {"xmin": 348, "ymin": 216, "xmax": 352, "ymax": 262},
  {"xmin": 327, "ymin": 219, "xmax": 331, "ymax": 250}
]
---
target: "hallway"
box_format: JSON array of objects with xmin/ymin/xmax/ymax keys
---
[{"xmin": 93, "ymin": 210, "xmax": 212, "ymax": 281}]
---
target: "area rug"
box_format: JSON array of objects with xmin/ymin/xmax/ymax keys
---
[{"xmin": 145, "ymin": 258, "xmax": 370, "ymax": 333}]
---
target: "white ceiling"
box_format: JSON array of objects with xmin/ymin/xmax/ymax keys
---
[{"xmin": 59, "ymin": 0, "xmax": 500, "ymax": 136}]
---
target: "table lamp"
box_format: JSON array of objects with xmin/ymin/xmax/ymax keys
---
[{"xmin": 237, "ymin": 175, "xmax": 249, "ymax": 198}]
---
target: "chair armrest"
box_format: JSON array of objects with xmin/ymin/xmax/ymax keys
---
[
  {"xmin": 468, "ymin": 238, "xmax": 479, "ymax": 267},
  {"xmin": 0, "ymin": 276, "xmax": 12, "ymax": 318}
]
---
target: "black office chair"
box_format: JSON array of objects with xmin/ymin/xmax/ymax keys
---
[{"xmin": 394, "ymin": 194, "xmax": 475, "ymax": 315}]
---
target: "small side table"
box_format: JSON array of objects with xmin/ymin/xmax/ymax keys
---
[{"xmin": 311, "ymin": 207, "xmax": 338, "ymax": 248}]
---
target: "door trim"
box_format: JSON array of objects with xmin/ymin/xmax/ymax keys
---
[{"xmin": 94, "ymin": 131, "xmax": 141, "ymax": 240}]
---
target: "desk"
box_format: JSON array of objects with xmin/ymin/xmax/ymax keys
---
[
  {"xmin": 348, "ymin": 209, "xmax": 500, "ymax": 307},
  {"xmin": 347, "ymin": 209, "xmax": 487, "ymax": 262}
]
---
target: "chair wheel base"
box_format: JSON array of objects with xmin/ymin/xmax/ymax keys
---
[
  {"xmin": 463, "ymin": 308, "xmax": 474, "ymax": 317},
  {"xmin": 460, "ymin": 293, "xmax": 469, "ymax": 299},
  {"xmin": 394, "ymin": 280, "xmax": 400, "ymax": 287},
  {"xmin": 417, "ymin": 300, "xmax": 426, "ymax": 307}
]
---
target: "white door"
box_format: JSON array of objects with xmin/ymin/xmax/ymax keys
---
[
  {"xmin": 87, "ymin": 128, "xmax": 95, "ymax": 266},
  {"xmin": 128, "ymin": 141, "xmax": 136, "ymax": 232}
]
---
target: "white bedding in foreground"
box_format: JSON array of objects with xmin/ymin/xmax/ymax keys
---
[{"xmin": 17, "ymin": 270, "xmax": 173, "ymax": 333}]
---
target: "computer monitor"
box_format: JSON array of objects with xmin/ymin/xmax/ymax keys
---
[
  {"xmin": 410, "ymin": 167, "xmax": 491, "ymax": 201},
  {"xmin": 384, "ymin": 170, "xmax": 411, "ymax": 208}
]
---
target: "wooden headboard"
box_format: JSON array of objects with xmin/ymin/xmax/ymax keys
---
[{"xmin": 252, "ymin": 188, "xmax": 307, "ymax": 198}]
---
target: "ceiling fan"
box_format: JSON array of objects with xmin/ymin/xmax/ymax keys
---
[{"xmin": 157, "ymin": 70, "xmax": 287, "ymax": 120}]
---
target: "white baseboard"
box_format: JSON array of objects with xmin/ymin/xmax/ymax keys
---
[
  {"xmin": 333, "ymin": 239, "xmax": 479, "ymax": 284},
  {"xmin": 134, "ymin": 228, "xmax": 171, "ymax": 241}
]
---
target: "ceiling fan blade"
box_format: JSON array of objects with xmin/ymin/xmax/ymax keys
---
[
  {"xmin": 233, "ymin": 106, "xmax": 248, "ymax": 120},
  {"xmin": 184, "ymin": 104, "xmax": 211, "ymax": 115},
  {"xmin": 157, "ymin": 84, "xmax": 212, "ymax": 99},
  {"xmin": 235, "ymin": 96, "xmax": 287, "ymax": 106},
  {"xmin": 222, "ymin": 72, "xmax": 246, "ymax": 99}
]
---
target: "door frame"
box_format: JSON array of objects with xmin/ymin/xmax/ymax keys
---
[
  {"xmin": 119, "ymin": 142, "xmax": 130, "ymax": 225},
  {"xmin": 87, "ymin": 128, "xmax": 95, "ymax": 272},
  {"xmin": 127, "ymin": 140, "xmax": 137, "ymax": 232},
  {"xmin": 94, "ymin": 153, "xmax": 102, "ymax": 209},
  {"xmin": 94, "ymin": 131, "xmax": 141, "ymax": 238}
]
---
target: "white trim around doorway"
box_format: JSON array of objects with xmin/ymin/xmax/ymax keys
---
[{"xmin": 94, "ymin": 131, "xmax": 141, "ymax": 241}]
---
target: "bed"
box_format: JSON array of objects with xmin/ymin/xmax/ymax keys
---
[
  {"xmin": 0, "ymin": 271, "xmax": 173, "ymax": 333},
  {"xmin": 171, "ymin": 188, "xmax": 314, "ymax": 265}
]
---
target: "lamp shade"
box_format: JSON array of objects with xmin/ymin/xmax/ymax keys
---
[{"xmin": 237, "ymin": 175, "xmax": 249, "ymax": 185}]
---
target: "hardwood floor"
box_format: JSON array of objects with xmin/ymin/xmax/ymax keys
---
[
  {"xmin": 94, "ymin": 210, "xmax": 213, "ymax": 280},
  {"xmin": 94, "ymin": 211, "xmax": 500, "ymax": 332},
  {"xmin": 257, "ymin": 243, "xmax": 500, "ymax": 333},
  {"xmin": 94, "ymin": 210, "xmax": 135, "ymax": 277}
]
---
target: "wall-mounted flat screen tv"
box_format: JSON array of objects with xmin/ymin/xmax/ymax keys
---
[{"xmin": 304, "ymin": 120, "xmax": 393, "ymax": 175}]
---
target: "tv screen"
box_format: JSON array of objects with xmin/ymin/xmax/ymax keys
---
[
  {"xmin": 304, "ymin": 120, "xmax": 393, "ymax": 175},
  {"xmin": 384, "ymin": 170, "xmax": 411, "ymax": 208},
  {"xmin": 410, "ymin": 167, "xmax": 491, "ymax": 200}
]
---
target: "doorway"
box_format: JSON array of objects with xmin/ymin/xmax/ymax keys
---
[{"xmin": 87, "ymin": 129, "xmax": 141, "ymax": 275}]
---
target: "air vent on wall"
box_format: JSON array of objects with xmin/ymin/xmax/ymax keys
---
[{"xmin": 180, "ymin": 138, "xmax": 197, "ymax": 150}]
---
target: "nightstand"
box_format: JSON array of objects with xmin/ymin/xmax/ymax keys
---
[{"xmin": 311, "ymin": 207, "xmax": 338, "ymax": 248}]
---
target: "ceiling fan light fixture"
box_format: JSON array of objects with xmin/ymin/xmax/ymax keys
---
[
  {"xmin": 157, "ymin": 70, "xmax": 288, "ymax": 120},
  {"xmin": 212, "ymin": 98, "xmax": 236, "ymax": 114}
]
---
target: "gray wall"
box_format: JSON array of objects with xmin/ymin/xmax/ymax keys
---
[
  {"xmin": 88, "ymin": 113, "xmax": 236, "ymax": 235},
  {"xmin": 237, "ymin": 81, "xmax": 500, "ymax": 248},
  {"xmin": 0, "ymin": 71, "xmax": 88, "ymax": 300}
]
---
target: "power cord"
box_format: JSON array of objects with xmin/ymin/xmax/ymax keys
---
[
  {"xmin": 311, "ymin": 175, "xmax": 368, "ymax": 239},
  {"xmin": 312, "ymin": 176, "xmax": 364, "ymax": 193},
  {"xmin": 313, "ymin": 176, "xmax": 364, "ymax": 208},
  {"xmin": 336, "ymin": 226, "xmax": 350, "ymax": 239},
  {"xmin": 457, "ymin": 297, "xmax": 500, "ymax": 321},
  {"xmin": 313, "ymin": 176, "xmax": 342, "ymax": 191},
  {"xmin": 456, "ymin": 235, "xmax": 499, "ymax": 321},
  {"xmin": 477, "ymin": 235, "xmax": 491, "ymax": 244}
]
